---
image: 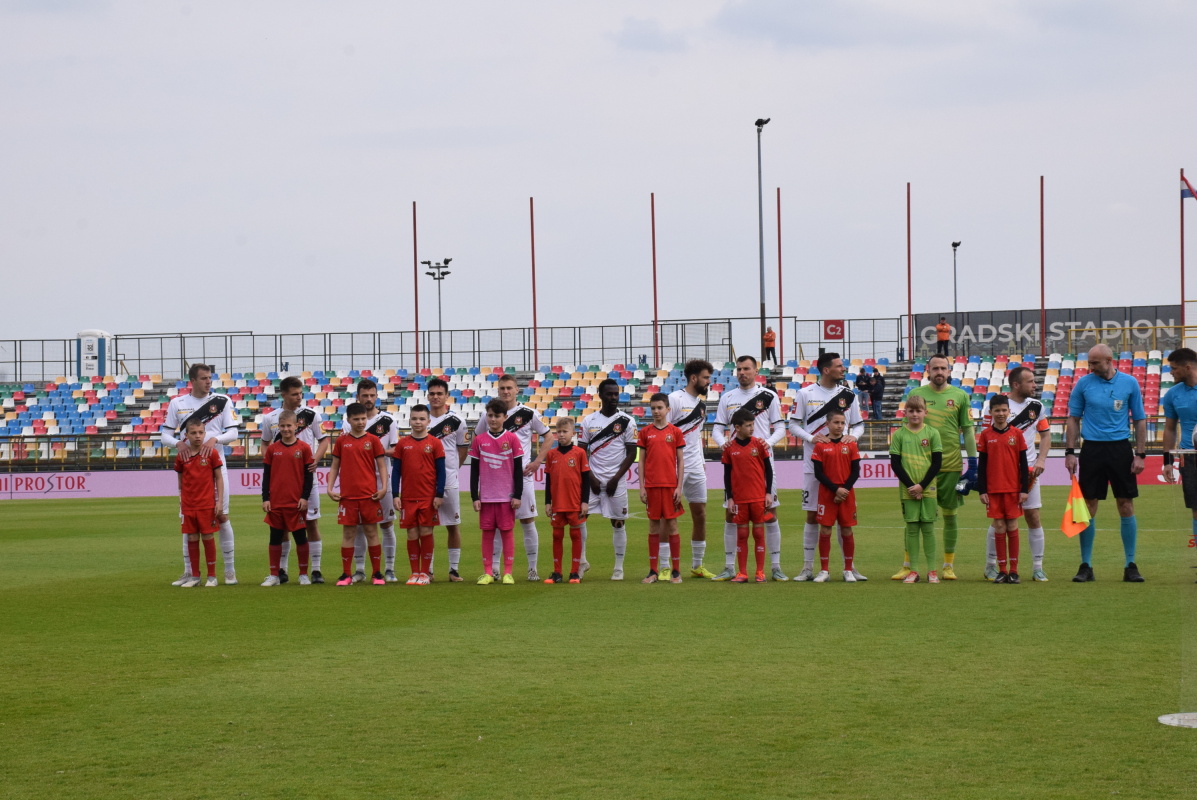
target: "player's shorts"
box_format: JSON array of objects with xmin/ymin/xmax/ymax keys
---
[
  {"xmin": 901, "ymin": 496, "xmax": 939, "ymax": 523},
  {"xmin": 802, "ymin": 472, "xmax": 819, "ymax": 511},
  {"xmin": 1022, "ymin": 480, "xmax": 1043, "ymax": 511},
  {"xmin": 1079, "ymin": 440, "xmax": 1138, "ymax": 501},
  {"xmin": 985, "ymin": 492, "xmax": 1024, "ymax": 520},
  {"xmin": 681, "ymin": 467, "xmax": 708, "ymax": 504},
  {"xmin": 645, "ymin": 487, "xmax": 684, "ymax": 520},
  {"xmin": 589, "ymin": 477, "xmax": 628, "ymax": 521},
  {"xmin": 816, "ymin": 486, "xmax": 857, "ymax": 528},
  {"xmin": 935, "ymin": 471, "xmax": 964, "ymax": 511},
  {"xmin": 1180, "ymin": 461, "xmax": 1197, "ymax": 510},
  {"xmin": 305, "ymin": 484, "xmax": 321, "ymax": 521},
  {"xmin": 337, "ymin": 498, "xmax": 383, "ymax": 526},
  {"xmin": 732, "ymin": 501, "xmax": 767, "ymax": 525},
  {"xmin": 379, "ymin": 488, "xmax": 396, "ymax": 524},
  {"xmin": 399, "ymin": 499, "xmax": 437, "ymax": 529},
  {"xmin": 480, "ymin": 501, "xmax": 516, "ymax": 532},
  {"xmin": 517, "ymin": 481, "xmax": 538, "ymax": 520},
  {"xmin": 264, "ymin": 507, "xmax": 305, "ymax": 532},
  {"xmin": 550, "ymin": 510, "xmax": 584, "ymax": 529},
  {"xmin": 181, "ymin": 509, "xmax": 220, "ymax": 535},
  {"xmin": 438, "ymin": 488, "xmax": 462, "ymax": 526}
]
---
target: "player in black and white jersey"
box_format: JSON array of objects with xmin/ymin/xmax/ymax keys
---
[
  {"xmin": 474, "ymin": 373, "xmax": 551, "ymax": 581},
  {"xmin": 981, "ymin": 365, "xmax": 1053, "ymax": 581},
  {"xmin": 426, "ymin": 377, "xmax": 469, "ymax": 581},
  {"xmin": 668, "ymin": 359, "xmax": 716, "ymax": 579},
  {"xmin": 261, "ymin": 375, "xmax": 330, "ymax": 584},
  {"xmin": 787, "ymin": 352, "xmax": 866, "ymax": 582},
  {"xmin": 160, "ymin": 363, "xmax": 240, "ymax": 585},
  {"xmin": 577, "ymin": 379, "xmax": 638, "ymax": 581},
  {"xmin": 342, "ymin": 379, "xmax": 400, "ymax": 582},
  {"xmin": 711, "ymin": 355, "xmax": 788, "ymax": 581}
]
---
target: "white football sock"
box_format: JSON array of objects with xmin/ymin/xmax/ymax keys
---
[
  {"xmin": 985, "ymin": 525, "xmax": 997, "ymax": 567},
  {"xmin": 279, "ymin": 539, "xmax": 290, "ymax": 572},
  {"xmin": 181, "ymin": 533, "xmax": 192, "ymax": 575},
  {"xmin": 492, "ymin": 530, "xmax": 502, "ymax": 574},
  {"xmin": 691, "ymin": 540, "xmax": 706, "ymax": 569},
  {"xmin": 219, "ymin": 521, "xmax": 235, "ymax": 571},
  {"xmin": 448, "ymin": 547, "xmax": 461, "ymax": 572},
  {"xmin": 521, "ymin": 519, "xmax": 539, "ymax": 569},
  {"xmin": 380, "ymin": 524, "xmax": 397, "ymax": 571},
  {"xmin": 803, "ymin": 522, "xmax": 818, "ymax": 569},
  {"xmin": 658, "ymin": 539, "xmax": 671, "ymax": 572},
  {"xmin": 353, "ymin": 527, "xmax": 367, "ymax": 572},
  {"xmin": 579, "ymin": 522, "xmax": 589, "ymax": 563},
  {"xmin": 613, "ymin": 527, "xmax": 627, "ymax": 570},
  {"xmin": 765, "ymin": 519, "xmax": 782, "ymax": 569},
  {"xmin": 309, "ymin": 539, "xmax": 323, "ymax": 571},
  {"xmin": 1029, "ymin": 526, "xmax": 1045, "ymax": 569},
  {"xmin": 723, "ymin": 522, "xmax": 737, "ymax": 568}
]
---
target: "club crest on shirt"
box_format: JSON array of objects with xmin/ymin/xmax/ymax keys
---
[
  {"xmin": 423, "ymin": 444, "xmax": 432, "ymax": 453},
  {"xmin": 199, "ymin": 458, "xmax": 209, "ymax": 466},
  {"xmin": 208, "ymin": 404, "xmax": 219, "ymax": 415},
  {"xmin": 750, "ymin": 447, "xmax": 759, "ymax": 456},
  {"xmin": 837, "ymin": 397, "xmax": 848, "ymax": 408},
  {"xmin": 921, "ymin": 438, "xmax": 929, "ymax": 447},
  {"xmin": 754, "ymin": 399, "xmax": 765, "ymax": 410},
  {"xmin": 841, "ymin": 446, "xmax": 849, "ymax": 454},
  {"xmin": 1113, "ymin": 398, "xmax": 1123, "ymax": 411},
  {"xmin": 665, "ymin": 434, "xmax": 674, "ymax": 443},
  {"xmin": 500, "ymin": 442, "xmax": 511, "ymax": 451},
  {"xmin": 364, "ymin": 442, "xmax": 373, "ymax": 451},
  {"xmin": 294, "ymin": 451, "xmax": 303, "ymax": 459},
  {"xmin": 614, "ymin": 422, "xmax": 624, "ymax": 433},
  {"xmin": 946, "ymin": 399, "xmax": 955, "ymax": 407},
  {"xmin": 1008, "ymin": 436, "xmax": 1017, "ymax": 445},
  {"xmin": 567, "ymin": 458, "xmax": 576, "ymax": 467}
]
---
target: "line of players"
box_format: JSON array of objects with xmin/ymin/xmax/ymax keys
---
[{"xmin": 163, "ymin": 352, "xmax": 1054, "ymax": 586}]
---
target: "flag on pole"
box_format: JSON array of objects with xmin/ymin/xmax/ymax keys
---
[
  {"xmin": 1184, "ymin": 175, "xmax": 1197, "ymax": 200},
  {"xmin": 1061, "ymin": 476, "xmax": 1091, "ymax": 537}
]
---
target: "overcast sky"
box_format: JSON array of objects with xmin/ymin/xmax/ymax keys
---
[{"xmin": 2, "ymin": 0, "xmax": 1194, "ymax": 354}]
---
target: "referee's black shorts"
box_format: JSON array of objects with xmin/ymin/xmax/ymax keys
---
[
  {"xmin": 1180, "ymin": 459, "xmax": 1197, "ymax": 510},
  {"xmin": 1079, "ymin": 440, "xmax": 1138, "ymax": 501}
]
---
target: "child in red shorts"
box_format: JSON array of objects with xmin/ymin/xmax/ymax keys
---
[
  {"xmin": 637, "ymin": 392, "xmax": 687, "ymax": 583},
  {"xmin": 977, "ymin": 394, "xmax": 1030, "ymax": 584},
  {"xmin": 721, "ymin": 408, "xmax": 774, "ymax": 583},
  {"xmin": 174, "ymin": 419, "xmax": 226, "ymax": 588},
  {"xmin": 543, "ymin": 416, "xmax": 591, "ymax": 584},
  {"xmin": 811, "ymin": 409, "xmax": 862, "ymax": 583},
  {"xmin": 391, "ymin": 403, "xmax": 446, "ymax": 586},
  {"xmin": 261, "ymin": 409, "xmax": 315, "ymax": 586},
  {"xmin": 328, "ymin": 402, "xmax": 387, "ymax": 586}
]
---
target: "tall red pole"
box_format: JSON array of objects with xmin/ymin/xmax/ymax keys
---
[
  {"xmin": 1040, "ymin": 176, "xmax": 1047, "ymax": 357},
  {"xmin": 412, "ymin": 201, "xmax": 420, "ymax": 373},
  {"xmin": 906, "ymin": 182, "xmax": 913, "ymax": 359},
  {"xmin": 1183, "ymin": 168, "xmax": 1187, "ymax": 331},
  {"xmin": 650, "ymin": 192, "xmax": 659, "ymax": 367},
  {"xmin": 777, "ymin": 187, "xmax": 784, "ymax": 365},
  {"xmin": 529, "ymin": 197, "xmax": 539, "ymax": 370}
]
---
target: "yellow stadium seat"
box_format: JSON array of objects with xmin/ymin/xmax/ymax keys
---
[{"xmin": 151, "ymin": 374, "xmax": 162, "ymax": 383}]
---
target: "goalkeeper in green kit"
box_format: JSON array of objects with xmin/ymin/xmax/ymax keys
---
[{"xmin": 892, "ymin": 354, "xmax": 977, "ymax": 580}]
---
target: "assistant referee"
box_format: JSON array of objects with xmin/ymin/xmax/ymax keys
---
[{"xmin": 1064, "ymin": 343, "xmax": 1147, "ymax": 583}]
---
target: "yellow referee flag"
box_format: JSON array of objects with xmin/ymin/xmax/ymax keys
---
[{"xmin": 1061, "ymin": 477, "xmax": 1090, "ymax": 537}]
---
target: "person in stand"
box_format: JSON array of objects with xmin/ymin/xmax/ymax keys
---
[
  {"xmin": 935, "ymin": 317, "xmax": 952, "ymax": 358},
  {"xmin": 763, "ymin": 327, "xmax": 778, "ymax": 364}
]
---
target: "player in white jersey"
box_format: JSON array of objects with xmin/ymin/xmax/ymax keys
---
[
  {"xmin": 786, "ymin": 352, "xmax": 867, "ymax": 582},
  {"xmin": 711, "ymin": 355, "xmax": 788, "ymax": 581},
  {"xmin": 260, "ymin": 375, "xmax": 331, "ymax": 583},
  {"xmin": 426, "ymin": 377, "xmax": 469, "ymax": 581},
  {"xmin": 474, "ymin": 373, "xmax": 550, "ymax": 581},
  {"xmin": 160, "ymin": 363, "xmax": 240, "ymax": 585},
  {"xmin": 577, "ymin": 379, "xmax": 638, "ymax": 581},
  {"xmin": 668, "ymin": 359, "xmax": 716, "ymax": 578},
  {"xmin": 341, "ymin": 379, "xmax": 400, "ymax": 582},
  {"xmin": 981, "ymin": 365, "xmax": 1052, "ymax": 581}
]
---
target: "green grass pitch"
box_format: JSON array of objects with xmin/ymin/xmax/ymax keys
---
[{"xmin": 2, "ymin": 486, "xmax": 1196, "ymax": 799}]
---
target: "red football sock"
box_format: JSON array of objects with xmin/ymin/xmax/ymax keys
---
[
  {"xmin": 552, "ymin": 527, "xmax": 564, "ymax": 574},
  {"xmin": 1008, "ymin": 528, "xmax": 1020, "ymax": 573},
  {"xmin": 995, "ymin": 530, "xmax": 1008, "ymax": 572},
  {"xmin": 296, "ymin": 542, "xmax": 310, "ymax": 575},
  {"xmin": 736, "ymin": 525, "xmax": 749, "ymax": 573},
  {"xmin": 818, "ymin": 532, "xmax": 831, "ymax": 571},
  {"xmin": 669, "ymin": 533, "xmax": 681, "ymax": 574},
  {"xmin": 569, "ymin": 528, "xmax": 582, "ymax": 574},
  {"xmin": 648, "ymin": 533, "xmax": 660, "ymax": 574},
  {"xmin": 341, "ymin": 546, "xmax": 354, "ymax": 576},
  {"xmin": 753, "ymin": 525, "xmax": 765, "ymax": 573},
  {"xmin": 187, "ymin": 539, "xmax": 201, "ymax": 578},
  {"xmin": 406, "ymin": 538, "xmax": 420, "ymax": 574},
  {"xmin": 419, "ymin": 533, "xmax": 434, "ymax": 575},
  {"xmin": 368, "ymin": 544, "xmax": 382, "ymax": 574},
  {"xmin": 841, "ymin": 532, "xmax": 855, "ymax": 572},
  {"xmin": 269, "ymin": 544, "xmax": 281, "ymax": 576},
  {"xmin": 481, "ymin": 529, "xmax": 495, "ymax": 575},
  {"xmin": 202, "ymin": 536, "xmax": 216, "ymax": 579}
]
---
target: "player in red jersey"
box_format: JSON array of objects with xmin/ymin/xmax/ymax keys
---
[
  {"xmin": 260, "ymin": 410, "xmax": 315, "ymax": 586},
  {"xmin": 637, "ymin": 393, "xmax": 687, "ymax": 583},
  {"xmin": 328, "ymin": 402, "xmax": 387, "ymax": 586},
  {"xmin": 391, "ymin": 404, "xmax": 447, "ymax": 586},
  {"xmin": 977, "ymin": 395, "xmax": 1030, "ymax": 584},
  {"xmin": 543, "ymin": 416, "xmax": 591, "ymax": 584},
  {"xmin": 721, "ymin": 408, "xmax": 774, "ymax": 583},
  {"xmin": 173, "ymin": 419, "xmax": 226, "ymax": 588},
  {"xmin": 810, "ymin": 409, "xmax": 862, "ymax": 583}
]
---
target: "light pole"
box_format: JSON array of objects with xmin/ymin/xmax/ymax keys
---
[
  {"xmin": 422, "ymin": 258, "xmax": 452, "ymax": 368},
  {"xmin": 755, "ymin": 118, "xmax": 770, "ymax": 358},
  {"xmin": 951, "ymin": 241, "xmax": 961, "ymax": 317}
]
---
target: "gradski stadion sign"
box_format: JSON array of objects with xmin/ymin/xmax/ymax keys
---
[{"xmin": 915, "ymin": 305, "xmax": 1180, "ymax": 350}]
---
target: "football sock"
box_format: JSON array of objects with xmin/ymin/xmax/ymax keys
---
[
  {"xmin": 340, "ymin": 546, "xmax": 353, "ymax": 576},
  {"xmin": 902, "ymin": 550, "xmax": 911, "ymax": 569},
  {"xmin": 941, "ymin": 512, "xmax": 958, "ymax": 555},
  {"xmin": 186, "ymin": 539, "xmax": 200, "ymax": 580},
  {"xmin": 202, "ymin": 535, "xmax": 217, "ymax": 579},
  {"xmin": 448, "ymin": 547, "xmax": 461, "ymax": 572},
  {"xmin": 419, "ymin": 532, "xmax": 434, "ymax": 575},
  {"xmin": 669, "ymin": 533, "xmax": 681, "ymax": 574},
  {"xmin": 481, "ymin": 529, "xmax": 496, "ymax": 575},
  {"xmin": 995, "ymin": 530, "xmax": 1008, "ymax": 572},
  {"xmin": 802, "ymin": 522, "xmax": 818, "ymax": 569},
  {"xmin": 649, "ymin": 533, "xmax": 661, "ymax": 574},
  {"xmin": 1008, "ymin": 528, "xmax": 1020, "ymax": 573},
  {"xmin": 570, "ymin": 528, "xmax": 582, "ymax": 573},
  {"xmin": 353, "ymin": 527, "xmax": 367, "ymax": 572},
  {"xmin": 269, "ymin": 544, "xmax": 281, "ymax": 576},
  {"xmin": 368, "ymin": 544, "xmax": 382, "ymax": 575},
  {"xmin": 691, "ymin": 540, "xmax": 706, "ymax": 569},
  {"xmin": 500, "ymin": 528, "xmax": 515, "ymax": 575},
  {"xmin": 296, "ymin": 542, "xmax": 310, "ymax": 575},
  {"xmin": 1079, "ymin": 520, "xmax": 1096, "ymax": 564},
  {"xmin": 521, "ymin": 520, "xmax": 539, "ymax": 571},
  {"xmin": 578, "ymin": 521, "xmax": 588, "ymax": 564},
  {"xmin": 381, "ymin": 525, "xmax": 397, "ymax": 572},
  {"xmin": 943, "ymin": 552, "xmax": 955, "ymax": 568},
  {"xmin": 1120, "ymin": 515, "xmax": 1137, "ymax": 566},
  {"xmin": 613, "ymin": 527, "xmax": 627, "ymax": 571},
  {"xmin": 309, "ymin": 539, "xmax": 323, "ymax": 571},
  {"xmin": 552, "ymin": 528, "xmax": 564, "ymax": 574},
  {"xmin": 818, "ymin": 532, "xmax": 831, "ymax": 571},
  {"xmin": 736, "ymin": 524, "xmax": 749, "ymax": 573},
  {"xmin": 723, "ymin": 522, "xmax": 738, "ymax": 569},
  {"xmin": 492, "ymin": 530, "xmax": 501, "ymax": 575},
  {"xmin": 1028, "ymin": 526, "xmax": 1045, "ymax": 570},
  {"xmin": 219, "ymin": 520, "xmax": 235, "ymax": 571},
  {"xmin": 765, "ymin": 519, "xmax": 782, "ymax": 569},
  {"xmin": 279, "ymin": 539, "xmax": 290, "ymax": 572},
  {"xmin": 753, "ymin": 525, "xmax": 765, "ymax": 573},
  {"xmin": 841, "ymin": 530, "xmax": 855, "ymax": 571},
  {"xmin": 406, "ymin": 538, "xmax": 420, "ymax": 575},
  {"xmin": 181, "ymin": 533, "xmax": 192, "ymax": 576},
  {"xmin": 985, "ymin": 524, "xmax": 998, "ymax": 567},
  {"xmin": 904, "ymin": 522, "xmax": 921, "ymax": 573},
  {"xmin": 658, "ymin": 539, "xmax": 671, "ymax": 573},
  {"xmin": 920, "ymin": 521, "xmax": 937, "ymax": 573}
]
